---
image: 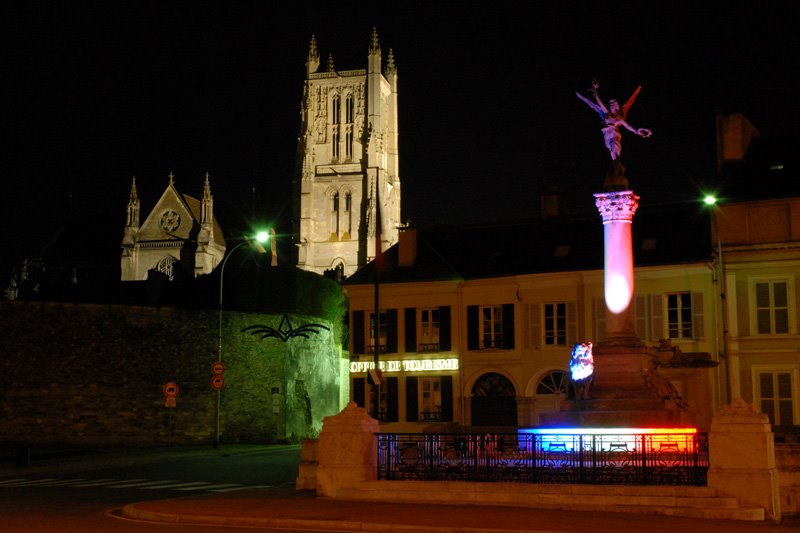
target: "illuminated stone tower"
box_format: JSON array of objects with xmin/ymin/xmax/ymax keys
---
[{"xmin": 293, "ymin": 29, "xmax": 401, "ymax": 278}]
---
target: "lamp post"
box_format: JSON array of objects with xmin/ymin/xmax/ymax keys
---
[
  {"xmin": 704, "ymin": 195, "xmax": 731, "ymax": 405},
  {"xmin": 215, "ymin": 232, "xmax": 268, "ymax": 448}
]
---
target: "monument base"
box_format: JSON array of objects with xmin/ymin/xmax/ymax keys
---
[
  {"xmin": 539, "ymin": 404, "xmax": 693, "ymax": 428},
  {"xmin": 540, "ymin": 345, "xmax": 698, "ymax": 428}
]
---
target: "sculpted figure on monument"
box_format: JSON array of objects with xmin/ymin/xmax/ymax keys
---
[
  {"xmin": 576, "ymin": 80, "xmax": 652, "ymax": 174},
  {"xmin": 568, "ymin": 342, "xmax": 595, "ymax": 400}
]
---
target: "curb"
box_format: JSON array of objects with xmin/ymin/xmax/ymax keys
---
[{"xmin": 118, "ymin": 502, "xmax": 545, "ymax": 533}]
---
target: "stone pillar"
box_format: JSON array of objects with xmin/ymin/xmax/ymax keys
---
[
  {"xmin": 516, "ymin": 396, "xmax": 537, "ymax": 427},
  {"xmin": 594, "ymin": 190, "xmax": 640, "ymax": 347},
  {"xmin": 295, "ymin": 438, "xmax": 318, "ymax": 490},
  {"xmin": 707, "ymin": 398, "xmax": 781, "ymax": 521},
  {"xmin": 315, "ymin": 401, "xmax": 379, "ymax": 497}
]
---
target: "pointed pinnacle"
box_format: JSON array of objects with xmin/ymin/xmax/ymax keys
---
[
  {"xmin": 369, "ymin": 27, "xmax": 380, "ymax": 54},
  {"xmin": 308, "ymin": 35, "xmax": 319, "ymax": 59},
  {"xmin": 386, "ymin": 48, "xmax": 396, "ymax": 74}
]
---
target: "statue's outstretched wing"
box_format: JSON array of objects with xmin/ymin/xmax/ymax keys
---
[{"xmin": 622, "ymin": 86, "xmax": 642, "ymax": 119}]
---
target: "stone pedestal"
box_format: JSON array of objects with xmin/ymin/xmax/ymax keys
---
[
  {"xmin": 707, "ymin": 398, "xmax": 781, "ymax": 522},
  {"xmin": 315, "ymin": 401, "xmax": 379, "ymax": 497},
  {"xmin": 295, "ymin": 438, "xmax": 318, "ymax": 490}
]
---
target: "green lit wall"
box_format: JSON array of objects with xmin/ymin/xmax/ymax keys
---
[{"xmin": 0, "ymin": 300, "xmax": 347, "ymax": 446}]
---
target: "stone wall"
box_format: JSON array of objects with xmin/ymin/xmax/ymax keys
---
[
  {"xmin": 0, "ymin": 300, "xmax": 346, "ymax": 446},
  {"xmin": 777, "ymin": 444, "xmax": 800, "ymax": 516}
]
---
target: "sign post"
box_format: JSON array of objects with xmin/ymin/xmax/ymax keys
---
[
  {"xmin": 162, "ymin": 381, "xmax": 180, "ymax": 406},
  {"xmin": 210, "ymin": 362, "xmax": 226, "ymax": 447},
  {"xmin": 162, "ymin": 382, "xmax": 180, "ymax": 446}
]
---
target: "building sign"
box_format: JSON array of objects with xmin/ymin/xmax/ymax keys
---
[{"xmin": 350, "ymin": 358, "xmax": 459, "ymax": 374}]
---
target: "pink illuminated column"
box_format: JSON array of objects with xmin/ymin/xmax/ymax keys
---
[{"xmin": 594, "ymin": 190, "xmax": 640, "ymax": 344}]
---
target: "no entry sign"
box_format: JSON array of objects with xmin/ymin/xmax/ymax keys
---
[
  {"xmin": 162, "ymin": 382, "xmax": 180, "ymax": 398},
  {"xmin": 210, "ymin": 375, "xmax": 225, "ymax": 390}
]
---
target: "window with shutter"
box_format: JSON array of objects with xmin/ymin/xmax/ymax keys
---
[
  {"xmin": 751, "ymin": 279, "xmax": 793, "ymax": 335},
  {"xmin": 419, "ymin": 308, "xmax": 440, "ymax": 352},
  {"xmin": 753, "ymin": 366, "xmax": 798, "ymax": 425},
  {"xmin": 543, "ymin": 302, "xmax": 567, "ymax": 345}
]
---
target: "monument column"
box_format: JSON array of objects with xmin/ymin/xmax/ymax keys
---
[
  {"xmin": 537, "ymin": 79, "xmax": 694, "ymax": 427},
  {"xmin": 594, "ymin": 189, "xmax": 641, "ymax": 348}
]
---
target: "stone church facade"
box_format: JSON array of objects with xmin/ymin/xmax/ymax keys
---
[
  {"xmin": 121, "ymin": 173, "xmax": 226, "ymax": 281},
  {"xmin": 293, "ymin": 29, "xmax": 401, "ymax": 278}
]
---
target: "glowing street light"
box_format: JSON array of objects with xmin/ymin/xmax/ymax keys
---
[
  {"xmin": 215, "ymin": 231, "xmax": 269, "ymax": 448},
  {"xmin": 704, "ymin": 194, "xmax": 731, "ymax": 405}
]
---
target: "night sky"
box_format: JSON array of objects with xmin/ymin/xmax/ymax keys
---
[{"xmin": 5, "ymin": 2, "xmax": 800, "ymax": 276}]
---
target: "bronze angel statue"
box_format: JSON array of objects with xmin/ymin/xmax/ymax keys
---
[{"xmin": 576, "ymin": 79, "xmax": 652, "ymax": 163}]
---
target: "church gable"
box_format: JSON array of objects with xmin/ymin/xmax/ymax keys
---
[
  {"xmin": 138, "ymin": 179, "xmax": 198, "ymax": 242},
  {"xmin": 121, "ymin": 173, "xmax": 226, "ymax": 281}
]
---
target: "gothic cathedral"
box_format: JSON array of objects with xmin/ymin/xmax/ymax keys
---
[
  {"xmin": 121, "ymin": 173, "xmax": 226, "ymax": 281},
  {"xmin": 293, "ymin": 29, "xmax": 401, "ymax": 278}
]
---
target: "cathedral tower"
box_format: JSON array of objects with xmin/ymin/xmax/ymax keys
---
[{"xmin": 293, "ymin": 29, "xmax": 401, "ymax": 278}]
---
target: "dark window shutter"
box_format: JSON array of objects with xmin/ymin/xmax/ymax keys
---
[
  {"xmin": 441, "ymin": 375, "xmax": 453, "ymax": 422},
  {"xmin": 353, "ymin": 311, "xmax": 365, "ymax": 354},
  {"xmin": 385, "ymin": 377, "xmax": 398, "ymax": 422},
  {"xmin": 353, "ymin": 377, "xmax": 366, "ymax": 408},
  {"xmin": 502, "ymin": 303, "xmax": 515, "ymax": 349},
  {"xmin": 406, "ymin": 376, "xmax": 419, "ymax": 422},
  {"xmin": 692, "ymin": 292, "xmax": 704, "ymax": 339},
  {"xmin": 386, "ymin": 309, "xmax": 398, "ymax": 353},
  {"xmin": 439, "ymin": 306, "xmax": 451, "ymax": 351},
  {"xmin": 404, "ymin": 308, "xmax": 417, "ymax": 353},
  {"xmin": 467, "ymin": 305, "xmax": 479, "ymax": 350}
]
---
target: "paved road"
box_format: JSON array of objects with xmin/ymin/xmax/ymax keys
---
[
  {"xmin": 4, "ymin": 445, "xmax": 800, "ymax": 532},
  {"xmin": 0, "ymin": 444, "xmax": 302, "ymax": 532}
]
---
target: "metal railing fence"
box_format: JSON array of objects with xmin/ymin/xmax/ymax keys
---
[{"xmin": 377, "ymin": 431, "xmax": 708, "ymax": 486}]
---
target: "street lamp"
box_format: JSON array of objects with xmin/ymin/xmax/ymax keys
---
[
  {"xmin": 215, "ymin": 232, "xmax": 269, "ymax": 448},
  {"xmin": 704, "ymin": 195, "xmax": 731, "ymax": 405}
]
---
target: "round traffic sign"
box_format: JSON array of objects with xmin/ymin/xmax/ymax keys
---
[
  {"xmin": 162, "ymin": 382, "xmax": 180, "ymax": 398},
  {"xmin": 210, "ymin": 375, "xmax": 225, "ymax": 390},
  {"xmin": 211, "ymin": 361, "xmax": 226, "ymax": 375}
]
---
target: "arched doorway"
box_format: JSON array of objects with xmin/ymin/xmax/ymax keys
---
[
  {"xmin": 534, "ymin": 370, "xmax": 568, "ymax": 425},
  {"xmin": 471, "ymin": 372, "xmax": 517, "ymax": 427}
]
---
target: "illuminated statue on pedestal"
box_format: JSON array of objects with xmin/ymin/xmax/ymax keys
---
[
  {"xmin": 536, "ymin": 80, "xmax": 698, "ymax": 429},
  {"xmin": 576, "ymin": 79, "xmax": 652, "ymax": 178}
]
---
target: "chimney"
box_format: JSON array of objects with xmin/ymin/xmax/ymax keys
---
[
  {"xmin": 716, "ymin": 112, "xmax": 760, "ymax": 170},
  {"xmin": 398, "ymin": 225, "xmax": 417, "ymax": 267},
  {"xmin": 540, "ymin": 184, "xmax": 563, "ymax": 219}
]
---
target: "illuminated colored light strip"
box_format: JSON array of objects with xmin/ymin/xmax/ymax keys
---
[{"xmin": 519, "ymin": 427, "xmax": 697, "ymax": 435}]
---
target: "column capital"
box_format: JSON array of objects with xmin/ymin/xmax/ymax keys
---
[{"xmin": 594, "ymin": 190, "xmax": 640, "ymax": 223}]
